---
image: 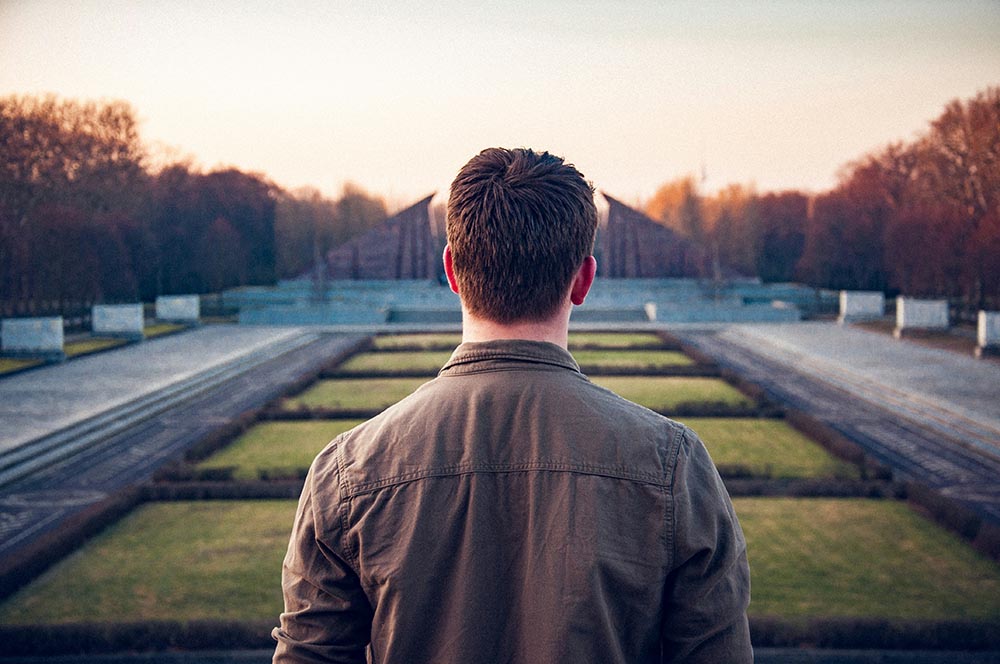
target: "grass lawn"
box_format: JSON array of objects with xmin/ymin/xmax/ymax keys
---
[
  {"xmin": 591, "ymin": 376, "xmax": 755, "ymax": 411},
  {"xmin": 568, "ymin": 332, "xmax": 666, "ymax": 349},
  {"xmin": 336, "ymin": 351, "xmax": 452, "ymax": 374},
  {"xmin": 144, "ymin": 322, "xmax": 187, "ymax": 339},
  {"xmin": 683, "ymin": 418, "xmax": 858, "ymax": 479},
  {"xmin": 0, "ymin": 501, "xmax": 296, "ymax": 624},
  {"xmin": 573, "ymin": 349, "xmax": 693, "ymax": 370},
  {"xmin": 372, "ymin": 334, "xmax": 461, "ymax": 350},
  {"xmin": 282, "ymin": 377, "xmax": 429, "ymax": 412},
  {"xmin": 0, "ymin": 357, "xmax": 43, "ymax": 375},
  {"xmin": 4, "ymin": 498, "xmax": 998, "ymax": 624},
  {"xmin": 63, "ymin": 337, "xmax": 129, "ymax": 357},
  {"xmin": 735, "ymin": 498, "xmax": 1000, "ymax": 620},
  {"xmin": 197, "ymin": 420, "xmax": 364, "ymax": 480}
]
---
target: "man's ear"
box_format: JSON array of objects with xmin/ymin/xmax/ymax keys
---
[
  {"xmin": 443, "ymin": 245, "xmax": 460, "ymax": 294},
  {"xmin": 570, "ymin": 255, "xmax": 596, "ymax": 306}
]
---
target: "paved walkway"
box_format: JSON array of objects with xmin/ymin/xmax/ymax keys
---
[
  {"xmin": 0, "ymin": 326, "xmax": 308, "ymax": 455},
  {"xmin": 675, "ymin": 321, "xmax": 1000, "ymax": 523},
  {"xmin": 0, "ymin": 328, "xmax": 364, "ymax": 568}
]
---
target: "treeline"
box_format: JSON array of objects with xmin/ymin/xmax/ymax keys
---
[
  {"xmin": 647, "ymin": 86, "xmax": 1000, "ymax": 310},
  {"xmin": 0, "ymin": 94, "xmax": 387, "ymax": 316}
]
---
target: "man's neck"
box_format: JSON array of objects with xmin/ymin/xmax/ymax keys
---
[{"xmin": 461, "ymin": 308, "xmax": 570, "ymax": 349}]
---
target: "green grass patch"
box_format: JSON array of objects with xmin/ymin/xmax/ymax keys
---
[
  {"xmin": 0, "ymin": 501, "xmax": 296, "ymax": 624},
  {"xmin": 144, "ymin": 322, "xmax": 187, "ymax": 338},
  {"xmin": 736, "ymin": 498, "xmax": 1000, "ymax": 620},
  {"xmin": 568, "ymin": 332, "xmax": 666, "ymax": 349},
  {"xmin": 282, "ymin": 377, "xmax": 429, "ymax": 412},
  {"xmin": 64, "ymin": 337, "xmax": 128, "ymax": 357},
  {"xmin": 5, "ymin": 497, "xmax": 997, "ymax": 625},
  {"xmin": 336, "ymin": 351, "xmax": 452, "ymax": 374},
  {"xmin": 591, "ymin": 376, "xmax": 755, "ymax": 411},
  {"xmin": 197, "ymin": 420, "xmax": 364, "ymax": 480},
  {"xmin": 0, "ymin": 357, "xmax": 43, "ymax": 375},
  {"xmin": 683, "ymin": 418, "xmax": 858, "ymax": 479},
  {"xmin": 372, "ymin": 334, "xmax": 461, "ymax": 350},
  {"xmin": 573, "ymin": 349, "xmax": 693, "ymax": 369}
]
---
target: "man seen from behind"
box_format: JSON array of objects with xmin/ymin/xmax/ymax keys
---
[{"xmin": 273, "ymin": 147, "xmax": 753, "ymax": 663}]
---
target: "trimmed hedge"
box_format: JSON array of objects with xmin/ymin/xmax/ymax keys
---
[
  {"xmin": 749, "ymin": 617, "xmax": 1000, "ymax": 650},
  {"xmin": 143, "ymin": 481, "xmax": 305, "ymax": 501},
  {"xmin": 0, "ymin": 619, "xmax": 275, "ymax": 656},
  {"xmin": 907, "ymin": 482, "xmax": 1000, "ymax": 562},
  {"xmin": 1, "ymin": 617, "xmax": 996, "ymax": 656},
  {"xmin": 724, "ymin": 478, "xmax": 905, "ymax": 499},
  {"xmin": 0, "ymin": 488, "xmax": 144, "ymax": 603}
]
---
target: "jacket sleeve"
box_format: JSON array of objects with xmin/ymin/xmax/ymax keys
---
[
  {"xmin": 273, "ymin": 444, "xmax": 373, "ymax": 664},
  {"xmin": 661, "ymin": 426, "xmax": 752, "ymax": 663}
]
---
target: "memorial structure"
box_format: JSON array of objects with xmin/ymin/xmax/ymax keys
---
[
  {"xmin": 155, "ymin": 296, "xmax": 200, "ymax": 323},
  {"xmin": 92, "ymin": 304, "xmax": 145, "ymax": 340},
  {"xmin": 0, "ymin": 317, "xmax": 64, "ymax": 360},
  {"xmin": 977, "ymin": 311, "xmax": 1000, "ymax": 358},
  {"xmin": 838, "ymin": 291, "xmax": 885, "ymax": 324},
  {"xmin": 894, "ymin": 297, "xmax": 949, "ymax": 338},
  {"xmin": 227, "ymin": 192, "xmax": 831, "ymax": 326}
]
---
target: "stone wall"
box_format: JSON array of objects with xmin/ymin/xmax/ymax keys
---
[
  {"xmin": 599, "ymin": 195, "xmax": 707, "ymax": 278},
  {"xmin": 321, "ymin": 193, "xmax": 712, "ymax": 281},
  {"xmin": 326, "ymin": 195, "xmax": 441, "ymax": 280}
]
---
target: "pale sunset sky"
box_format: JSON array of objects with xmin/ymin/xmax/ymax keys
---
[{"xmin": 2, "ymin": 0, "xmax": 998, "ymax": 208}]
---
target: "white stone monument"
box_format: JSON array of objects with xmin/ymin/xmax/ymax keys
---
[
  {"xmin": 1, "ymin": 317, "xmax": 65, "ymax": 358},
  {"xmin": 92, "ymin": 304, "xmax": 145, "ymax": 339},
  {"xmin": 976, "ymin": 310, "xmax": 1000, "ymax": 358},
  {"xmin": 644, "ymin": 302, "xmax": 657, "ymax": 321},
  {"xmin": 894, "ymin": 297, "xmax": 949, "ymax": 338},
  {"xmin": 155, "ymin": 295, "xmax": 200, "ymax": 323},
  {"xmin": 838, "ymin": 291, "xmax": 884, "ymax": 323}
]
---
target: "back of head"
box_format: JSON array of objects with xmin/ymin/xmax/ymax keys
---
[{"xmin": 446, "ymin": 147, "xmax": 598, "ymax": 324}]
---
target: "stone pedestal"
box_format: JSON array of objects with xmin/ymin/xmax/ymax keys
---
[
  {"xmin": 838, "ymin": 291, "xmax": 884, "ymax": 323},
  {"xmin": 894, "ymin": 298, "xmax": 948, "ymax": 338},
  {"xmin": 92, "ymin": 304, "xmax": 145, "ymax": 339},
  {"xmin": 1, "ymin": 317, "xmax": 65, "ymax": 359},
  {"xmin": 644, "ymin": 302, "xmax": 657, "ymax": 321},
  {"xmin": 975, "ymin": 310, "xmax": 1000, "ymax": 358},
  {"xmin": 155, "ymin": 295, "xmax": 200, "ymax": 323}
]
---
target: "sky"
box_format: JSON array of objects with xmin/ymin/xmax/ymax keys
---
[{"xmin": 2, "ymin": 0, "xmax": 999, "ymax": 209}]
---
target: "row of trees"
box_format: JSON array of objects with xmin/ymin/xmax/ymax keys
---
[
  {"xmin": 0, "ymin": 94, "xmax": 387, "ymax": 316},
  {"xmin": 3, "ymin": 88, "xmax": 996, "ymax": 317},
  {"xmin": 646, "ymin": 86, "xmax": 1000, "ymax": 309}
]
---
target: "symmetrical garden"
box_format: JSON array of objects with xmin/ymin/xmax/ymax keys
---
[{"xmin": 2, "ymin": 331, "xmax": 999, "ymax": 652}]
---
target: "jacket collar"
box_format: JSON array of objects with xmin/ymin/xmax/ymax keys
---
[{"xmin": 440, "ymin": 339, "xmax": 581, "ymax": 375}]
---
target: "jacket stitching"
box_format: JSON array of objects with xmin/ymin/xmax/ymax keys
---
[{"xmin": 343, "ymin": 463, "xmax": 669, "ymax": 498}]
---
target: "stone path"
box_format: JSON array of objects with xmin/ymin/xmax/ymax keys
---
[
  {"xmin": 0, "ymin": 326, "xmax": 307, "ymax": 455},
  {"xmin": 0, "ymin": 328, "xmax": 364, "ymax": 567},
  {"xmin": 675, "ymin": 321, "xmax": 1000, "ymax": 524}
]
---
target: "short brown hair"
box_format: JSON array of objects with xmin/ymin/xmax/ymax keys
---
[{"xmin": 446, "ymin": 148, "xmax": 597, "ymax": 323}]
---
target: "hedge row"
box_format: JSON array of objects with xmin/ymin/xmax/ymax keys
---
[
  {"xmin": 1, "ymin": 617, "xmax": 996, "ymax": 656},
  {"xmin": 0, "ymin": 619, "xmax": 275, "ymax": 656},
  {"xmin": 321, "ymin": 365, "xmax": 723, "ymax": 379},
  {"xmin": 265, "ymin": 402, "xmax": 781, "ymax": 421},
  {"xmin": 0, "ymin": 488, "xmax": 144, "ymax": 603},
  {"xmin": 142, "ymin": 481, "xmax": 305, "ymax": 501},
  {"xmin": 749, "ymin": 617, "xmax": 1000, "ymax": 650}
]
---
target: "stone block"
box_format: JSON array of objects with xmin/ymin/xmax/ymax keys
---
[
  {"xmin": 644, "ymin": 302, "xmax": 657, "ymax": 321},
  {"xmin": 92, "ymin": 304, "xmax": 144, "ymax": 339},
  {"xmin": 155, "ymin": 295, "xmax": 200, "ymax": 322},
  {"xmin": 1, "ymin": 317, "xmax": 64, "ymax": 358},
  {"xmin": 838, "ymin": 291, "xmax": 884, "ymax": 323},
  {"xmin": 894, "ymin": 297, "xmax": 948, "ymax": 337},
  {"xmin": 976, "ymin": 311, "xmax": 1000, "ymax": 358}
]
